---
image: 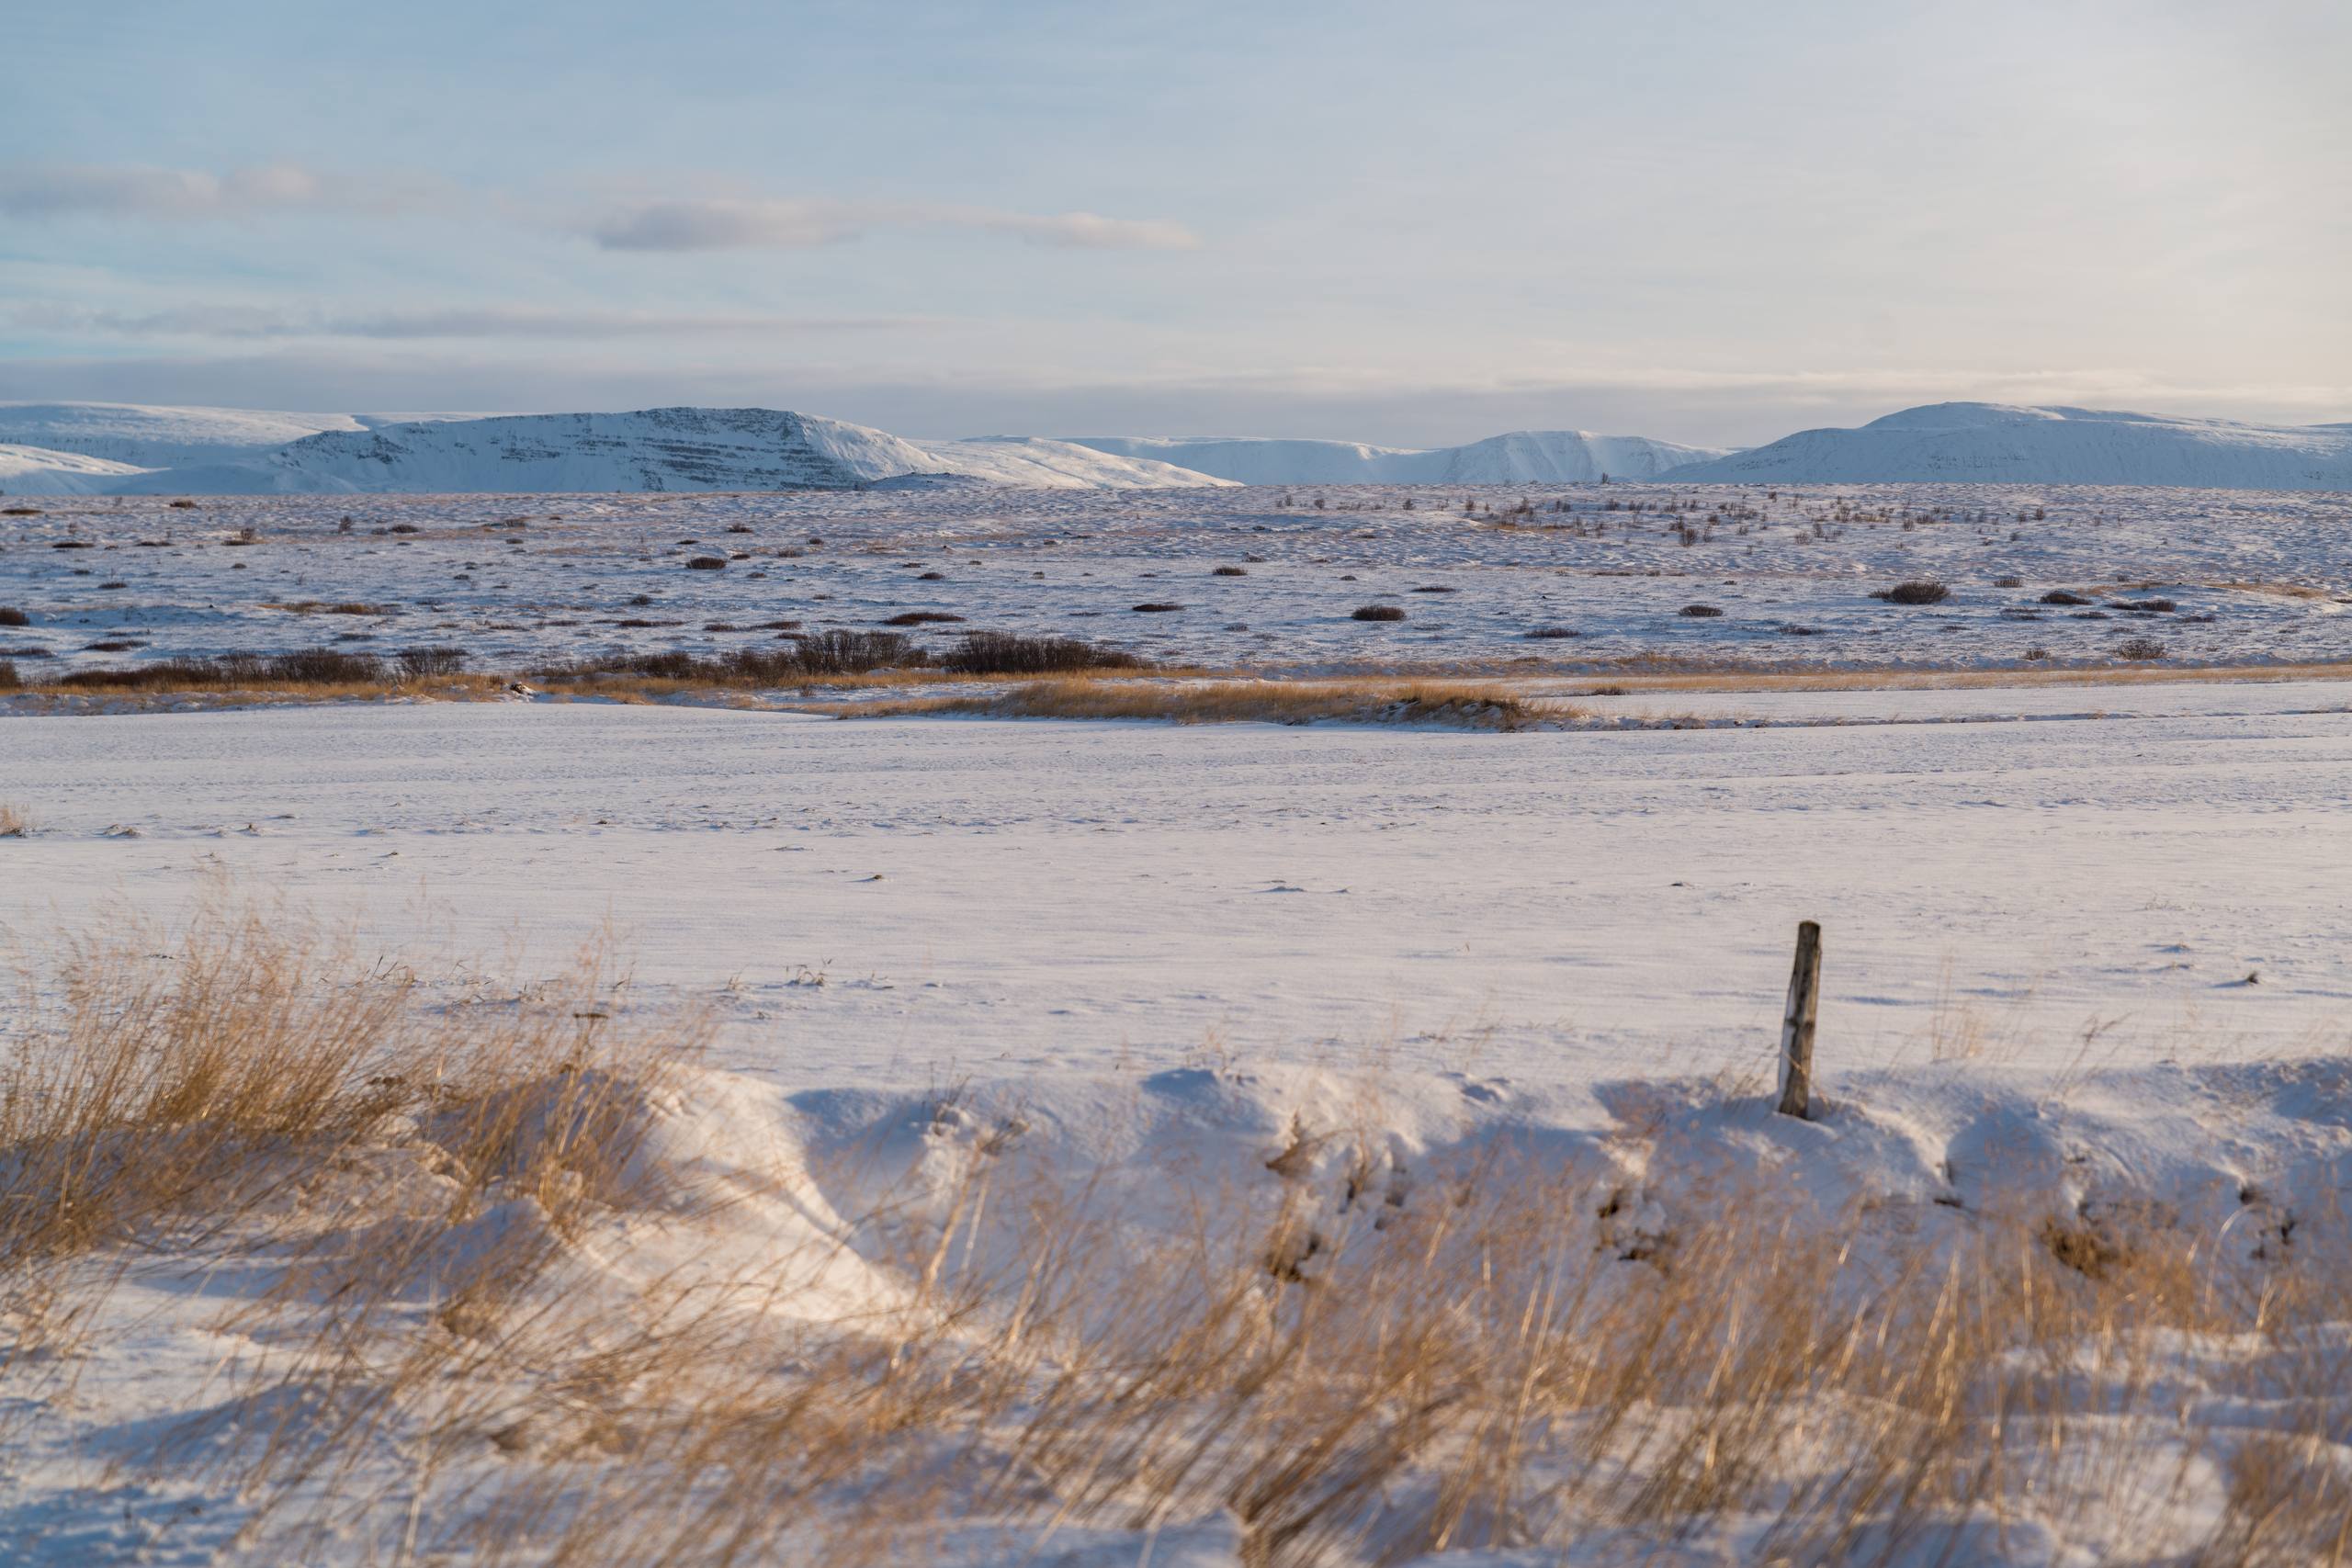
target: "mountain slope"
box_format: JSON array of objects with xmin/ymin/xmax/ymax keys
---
[
  {"xmin": 920, "ymin": 435, "xmax": 1234, "ymax": 489},
  {"xmin": 0, "ymin": 443, "xmax": 154, "ymax": 496},
  {"xmin": 0, "ymin": 401, "xmax": 401, "ymax": 468},
  {"xmin": 1662, "ymin": 403, "xmax": 2352, "ymax": 490},
  {"xmin": 1068, "ymin": 430, "xmax": 1730, "ymax": 484}
]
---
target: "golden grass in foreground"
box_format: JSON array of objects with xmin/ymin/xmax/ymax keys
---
[
  {"xmin": 9, "ymin": 658, "xmax": 2351, "ymax": 716},
  {"xmin": 5, "ymin": 902, "xmax": 2350, "ymax": 1564},
  {"xmin": 0, "ymin": 803, "xmax": 28, "ymax": 838},
  {"xmin": 826, "ymin": 676, "xmax": 1571, "ymax": 728}
]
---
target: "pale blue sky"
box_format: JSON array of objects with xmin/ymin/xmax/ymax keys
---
[{"xmin": 4, "ymin": 0, "xmax": 2346, "ymax": 445}]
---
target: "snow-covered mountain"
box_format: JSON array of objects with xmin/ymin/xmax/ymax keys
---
[
  {"xmin": 1067, "ymin": 430, "xmax": 1730, "ymax": 485},
  {"xmin": 0, "ymin": 403, "xmax": 1234, "ymax": 494},
  {"xmin": 1661, "ymin": 403, "xmax": 2352, "ymax": 490},
  {"xmin": 109, "ymin": 408, "xmax": 957, "ymax": 494}
]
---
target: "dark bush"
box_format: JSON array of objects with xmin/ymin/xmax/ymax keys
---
[
  {"xmin": 398, "ymin": 646, "xmax": 469, "ymax": 678},
  {"xmin": 50, "ymin": 540, "xmax": 94, "ymax": 551},
  {"xmin": 788, "ymin": 629, "xmax": 919, "ymax": 675},
  {"xmin": 266, "ymin": 648, "xmax": 385, "ymax": 683},
  {"xmin": 1524, "ymin": 626, "xmax": 1580, "ymax": 639},
  {"xmin": 2041, "ymin": 590, "xmax": 2092, "ymax": 606},
  {"xmin": 1212, "ymin": 566, "xmax": 1249, "ymax": 577},
  {"xmin": 2114, "ymin": 637, "xmax": 2166, "ymax": 660},
  {"xmin": 1993, "ymin": 576, "xmax": 2025, "ymax": 589},
  {"xmin": 684, "ymin": 557, "xmax": 728, "ymax": 570},
  {"xmin": 0, "ymin": 660, "xmax": 16, "ymax": 689},
  {"xmin": 1872, "ymin": 581, "xmax": 1951, "ymax": 605},
  {"xmin": 1677, "ymin": 604, "xmax": 1723, "ymax": 618},
  {"xmin": 0, "ymin": 608, "xmax": 28, "ymax": 627},
  {"xmin": 55, "ymin": 649, "xmax": 386, "ymax": 690},
  {"xmin": 884, "ymin": 612, "xmax": 966, "ymax": 626},
  {"xmin": 1351, "ymin": 604, "xmax": 1407, "ymax": 622},
  {"xmin": 2113, "ymin": 598, "xmax": 2176, "ymax": 614},
  {"xmin": 940, "ymin": 631, "xmax": 1148, "ymax": 675},
  {"xmin": 1131, "ymin": 603, "xmax": 1184, "ymax": 613},
  {"xmin": 167, "ymin": 499, "xmax": 198, "ymax": 510}
]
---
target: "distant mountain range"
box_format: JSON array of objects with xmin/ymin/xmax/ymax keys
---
[
  {"xmin": 0, "ymin": 399, "xmax": 2345, "ymax": 495},
  {"xmin": 1664, "ymin": 403, "xmax": 2352, "ymax": 490},
  {"xmin": 1065, "ymin": 430, "xmax": 1728, "ymax": 484}
]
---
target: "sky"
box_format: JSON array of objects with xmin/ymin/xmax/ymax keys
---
[{"xmin": 3, "ymin": 0, "xmax": 2346, "ymax": 447}]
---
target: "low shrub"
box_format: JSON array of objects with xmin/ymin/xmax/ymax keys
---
[
  {"xmin": 1677, "ymin": 604, "xmax": 1723, "ymax": 618},
  {"xmin": 2114, "ymin": 637, "xmax": 2167, "ymax": 660},
  {"xmin": 1131, "ymin": 603, "xmax": 1184, "ymax": 613},
  {"xmin": 939, "ymin": 631, "xmax": 1148, "ymax": 675},
  {"xmin": 1872, "ymin": 581, "xmax": 1951, "ymax": 605},
  {"xmin": 884, "ymin": 612, "xmax": 966, "ymax": 626},
  {"xmin": 2041, "ymin": 590, "xmax": 2092, "ymax": 606},
  {"xmin": 1351, "ymin": 604, "xmax": 1407, "ymax": 622},
  {"xmin": 1524, "ymin": 626, "xmax": 1580, "ymax": 639},
  {"xmin": 397, "ymin": 646, "xmax": 469, "ymax": 678},
  {"xmin": 684, "ymin": 557, "xmax": 728, "ymax": 570},
  {"xmin": 0, "ymin": 608, "xmax": 28, "ymax": 626},
  {"xmin": 1212, "ymin": 566, "xmax": 1249, "ymax": 577}
]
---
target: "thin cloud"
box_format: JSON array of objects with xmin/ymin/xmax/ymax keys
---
[
  {"xmin": 13, "ymin": 303, "xmax": 928, "ymax": 341},
  {"xmin": 0, "ymin": 163, "xmax": 429, "ymax": 220},
  {"xmin": 588, "ymin": 197, "xmax": 1199, "ymax": 253}
]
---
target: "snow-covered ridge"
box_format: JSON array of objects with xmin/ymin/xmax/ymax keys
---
[
  {"xmin": 1068, "ymin": 429, "xmax": 1730, "ymax": 484},
  {"xmin": 1662, "ymin": 402, "xmax": 2352, "ymax": 490}
]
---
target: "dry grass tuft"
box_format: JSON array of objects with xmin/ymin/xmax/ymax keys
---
[
  {"xmin": 6, "ymin": 903, "xmax": 2351, "ymax": 1563},
  {"xmin": 0, "ymin": 804, "xmax": 28, "ymax": 838}
]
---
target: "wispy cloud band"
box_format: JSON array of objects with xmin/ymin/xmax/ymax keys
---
[
  {"xmin": 0, "ymin": 161, "xmax": 1199, "ymax": 254},
  {"xmin": 585, "ymin": 197, "xmax": 1199, "ymax": 253},
  {"xmin": 11, "ymin": 303, "xmax": 931, "ymax": 341}
]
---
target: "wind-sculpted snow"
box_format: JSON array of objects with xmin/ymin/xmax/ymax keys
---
[
  {"xmin": 1069, "ymin": 428, "xmax": 1728, "ymax": 484},
  {"xmin": 1665, "ymin": 402, "xmax": 2352, "ymax": 490}
]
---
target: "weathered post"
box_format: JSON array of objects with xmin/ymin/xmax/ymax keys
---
[{"xmin": 1777, "ymin": 920, "xmax": 1822, "ymax": 1119}]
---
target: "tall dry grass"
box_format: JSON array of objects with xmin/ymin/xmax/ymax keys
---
[{"xmin": 4, "ymin": 903, "xmax": 2348, "ymax": 1564}]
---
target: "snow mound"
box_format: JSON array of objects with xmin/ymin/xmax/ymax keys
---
[
  {"xmin": 1663, "ymin": 402, "xmax": 2352, "ymax": 490},
  {"xmin": 1068, "ymin": 429, "xmax": 1731, "ymax": 484}
]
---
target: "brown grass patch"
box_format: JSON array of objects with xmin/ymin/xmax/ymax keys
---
[{"xmin": 831, "ymin": 676, "xmax": 1562, "ymax": 729}]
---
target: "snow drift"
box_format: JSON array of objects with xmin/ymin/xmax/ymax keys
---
[{"xmin": 1662, "ymin": 402, "xmax": 2352, "ymax": 490}]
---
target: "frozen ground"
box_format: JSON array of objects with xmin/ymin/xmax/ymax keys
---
[
  {"xmin": 4, "ymin": 481, "xmax": 2350, "ymax": 680},
  {"xmin": 7, "ymin": 694, "xmax": 2350, "ymax": 1085}
]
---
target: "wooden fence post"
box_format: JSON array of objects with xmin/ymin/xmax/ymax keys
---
[{"xmin": 1777, "ymin": 920, "xmax": 1822, "ymax": 1119}]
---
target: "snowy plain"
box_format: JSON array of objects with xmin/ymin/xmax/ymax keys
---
[
  {"xmin": 5, "ymin": 480, "xmax": 2351, "ymax": 681},
  {"xmin": 6, "ymin": 471, "xmax": 2352, "ymax": 1564}
]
